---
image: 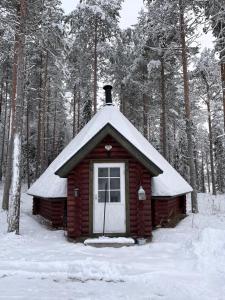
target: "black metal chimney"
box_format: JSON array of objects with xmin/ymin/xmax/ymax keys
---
[{"xmin": 103, "ymin": 85, "xmax": 113, "ymax": 105}]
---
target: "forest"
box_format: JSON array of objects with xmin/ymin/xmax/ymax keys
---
[{"xmin": 0, "ymin": 0, "xmax": 224, "ymax": 232}]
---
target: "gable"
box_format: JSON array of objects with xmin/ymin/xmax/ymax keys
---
[
  {"xmin": 55, "ymin": 124, "xmax": 163, "ymax": 178},
  {"xmin": 27, "ymin": 105, "xmax": 192, "ymax": 198}
]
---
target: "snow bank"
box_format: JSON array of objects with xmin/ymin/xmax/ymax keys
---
[
  {"xmin": 194, "ymin": 227, "xmax": 225, "ymax": 274},
  {"xmin": 1, "ymin": 189, "xmax": 225, "ymax": 299},
  {"xmin": 0, "ymin": 258, "xmax": 125, "ymax": 283},
  {"xmin": 195, "ymin": 228, "xmax": 225, "ymax": 258}
]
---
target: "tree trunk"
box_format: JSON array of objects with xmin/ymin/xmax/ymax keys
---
[
  {"xmin": 142, "ymin": 58, "xmax": 148, "ymax": 139},
  {"xmin": 2, "ymin": 95, "xmax": 12, "ymax": 208},
  {"xmin": 93, "ymin": 17, "xmax": 98, "ymax": 114},
  {"xmin": 194, "ymin": 148, "xmax": 199, "ymax": 191},
  {"xmin": 46, "ymin": 78, "xmax": 50, "ymax": 165},
  {"xmin": 120, "ymin": 83, "xmax": 124, "ymax": 113},
  {"xmin": 0, "ymin": 68, "xmax": 8, "ymax": 183},
  {"xmin": 26, "ymin": 98, "xmax": 30, "ymax": 188},
  {"xmin": 201, "ymin": 72, "xmax": 216, "ymax": 195},
  {"xmin": 73, "ymin": 85, "xmax": 76, "ymax": 137},
  {"xmin": 179, "ymin": 0, "xmax": 198, "ymax": 213},
  {"xmin": 201, "ymin": 151, "xmax": 206, "ymax": 193},
  {"xmin": 206, "ymin": 154, "xmax": 211, "ymax": 193},
  {"xmin": 143, "ymin": 94, "xmax": 148, "ymax": 139},
  {"xmin": 52, "ymin": 99, "xmax": 57, "ymax": 160},
  {"xmin": 7, "ymin": 0, "xmax": 27, "ymax": 233},
  {"xmin": 2, "ymin": 10, "xmax": 20, "ymax": 211},
  {"xmin": 78, "ymin": 87, "xmax": 81, "ymax": 131},
  {"xmin": 35, "ymin": 55, "xmax": 43, "ymax": 179},
  {"xmin": 206, "ymin": 99, "xmax": 216, "ymax": 195},
  {"xmin": 221, "ymin": 63, "xmax": 225, "ymax": 131},
  {"xmin": 160, "ymin": 57, "xmax": 167, "ymax": 159},
  {"xmin": 41, "ymin": 51, "xmax": 48, "ymax": 171},
  {"xmin": 0, "ymin": 71, "xmax": 4, "ymax": 121}
]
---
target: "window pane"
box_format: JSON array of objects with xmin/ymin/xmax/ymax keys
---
[
  {"xmin": 98, "ymin": 168, "xmax": 108, "ymax": 177},
  {"xmin": 110, "ymin": 168, "xmax": 120, "ymax": 177},
  {"xmin": 98, "ymin": 191, "xmax": 109, "ymax": 203},
  {"xmin": 110, "ymin": 178, "xmax": 120, "ymax": 190},
  {"xmin": 110, "ymin": 191, "xmax": 120, "ymax": 203},
  {"xmin": 98, "ymin": 178, "xmax": 108, "ymax": 190}
]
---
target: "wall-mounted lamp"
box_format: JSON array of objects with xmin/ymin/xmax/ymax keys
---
[
  {"xmin": 105, "ymin": 144, "xmax": 112, "ymax": 151},
  {"xmin": 74, "ymin": 188, "xmax": 79, "ymax": 198},
  {"xmin": 138, "ymin": 186, "xmax": 146, "ymax": 201}
]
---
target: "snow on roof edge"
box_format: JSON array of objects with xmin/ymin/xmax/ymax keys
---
[{"xmin": 27, "ymin": 105, "xmax": 193, "ymax": 198}]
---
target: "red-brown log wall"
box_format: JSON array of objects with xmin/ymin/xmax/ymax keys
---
[
  {"xmin": 152, "ymin": 195, "xmax": 186, "ymax": 227},
  {"xmin": 33, "ymin": 197, "xmax": 65, "ymax": 228},
  {"xmin": 67, "ymin": 135, "xmax": 152, "ymax": 239}
]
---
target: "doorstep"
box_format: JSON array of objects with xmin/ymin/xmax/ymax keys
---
[{"xmin": 84, "ymin": 236, "xmax": 135, "ymax": 248}]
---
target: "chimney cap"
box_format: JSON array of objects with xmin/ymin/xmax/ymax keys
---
[
  {"xmin": 103, "ymin": 85, "xmax": 113, "ymax": 105},
  {"xmin": 103, "ymin": 85, "xmax": 113, "ymax": 91}
]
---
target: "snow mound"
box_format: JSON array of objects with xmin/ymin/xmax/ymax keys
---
[
  {"xmin": 0, "ymin": 258, "xmax": 125, "ymax": 283},
  {"xmin": 194, "ymin": 228, "xmax": 225, "ymax": 257},
  {"xmin": 194, "ymin": 228, "xmax": 225, "ymax": 273}
]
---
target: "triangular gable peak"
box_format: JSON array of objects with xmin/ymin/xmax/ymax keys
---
[{"xmin": 55, "ymin": 123, "xmax": 163, "ymax": 178}]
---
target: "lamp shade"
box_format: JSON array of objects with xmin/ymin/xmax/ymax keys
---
[{"xmin": 138, "ymin": 186, "xmax": 146, "ymax": 201}]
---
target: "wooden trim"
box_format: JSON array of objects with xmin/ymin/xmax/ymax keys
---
[
  {"xmin": 55, "ymin": 124, "xmax": 163, "ymax": 178},
  {"xmin": 86, "ymin": 233, "xmax": 129, "ymax": 238},
  {"xmin": 125, "ymin": 161, "xmax": 130, "ymax": 235},
  {"xmin": 32, "ymin": 196, "xmax": 66, "ymax": 202},
  {"xmin": 89, "ymin": 159, "xmax": 130, "ymax": 236},
  {"xmin": 152, "ymin": 193, "xmax": 188, "ymax": 200},
  {"xmin": 89, "ymin": 162, "xmax": 94, "ymax": 236}
]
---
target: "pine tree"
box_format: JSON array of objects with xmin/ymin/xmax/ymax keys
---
[
  {"xmin": 205, "ymin": 0, "xmax": 225, "ymax": 130},
  {"xmin": 67, "ymin": 0, "xmax": 123, "ymax": 120},
  {"xmin": 6, "ymin": 0, "xmax": 27, "ymax": 233}
]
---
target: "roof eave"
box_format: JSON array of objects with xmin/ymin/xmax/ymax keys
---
[{"xmin": 152, "ymin": 190, "xmax": 193, "ymax": 198}]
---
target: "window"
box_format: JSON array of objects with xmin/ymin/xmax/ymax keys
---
[{"xmin": 98, "ymin": 167, "xmax": 121, "ymax": 203}]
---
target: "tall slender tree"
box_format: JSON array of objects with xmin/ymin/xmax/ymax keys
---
[
  {"xmin": 179, "ymin": 0, "xmax": 198, "ymax": 212},
  {"xmin": 205, "ymin": 0, "xmax": 225, "ymax": 131},
  {"xmin": 67, "ymin": 0, "xmax": 123, "ymax": 117},
  {"xmin": 5, "ymin": 0, "xmax": 27, "ymax": 233}
]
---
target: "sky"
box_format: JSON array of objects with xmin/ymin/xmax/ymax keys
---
[
  {"xmin": 61, "ymin": 0, "xmax": 144, "ymax": 28},
  {"xmin": 60, "ymin": 0, "xmax": 214, "ymax": 50}
]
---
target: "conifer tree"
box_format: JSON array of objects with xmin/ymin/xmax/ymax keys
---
[
  {"xmin": 67, "ymin": 0, "xmax": 123, "ymax": 119},
  {"xmin": 6, "ymin": 0, "xmax": 27, "ymax": 233}
]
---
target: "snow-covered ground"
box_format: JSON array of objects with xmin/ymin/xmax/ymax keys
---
[{"xmin": 1, "ymin": 186, "xmax": 225, "ymax": 300}]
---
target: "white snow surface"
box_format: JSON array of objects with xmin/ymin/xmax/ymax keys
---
[
  {"xmin": 28, "ymin": 105, "xmax": 192, "ymax": 198},
  {"xmin": 1, "ymin": 187, "xmax": 225, "ymax": 299}
]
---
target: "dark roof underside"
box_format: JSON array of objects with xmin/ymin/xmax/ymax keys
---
[{"xmin": 55, "ymin": 124, "xmax": 163, "ymax": 178}]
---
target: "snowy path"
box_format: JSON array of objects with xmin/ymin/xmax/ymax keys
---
[{"xmin": 1, "ymin": 187, "xmax": 225, "ymax": 299}]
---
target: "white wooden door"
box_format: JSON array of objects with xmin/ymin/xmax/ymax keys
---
[{"xmin": 93, "ymin": 163, "xmax": 126, "ymax": 234}]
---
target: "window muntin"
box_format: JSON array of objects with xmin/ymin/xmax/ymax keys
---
[{"xmin": 97, "ymin": 167, "xmax": 121, "ymax": 203}]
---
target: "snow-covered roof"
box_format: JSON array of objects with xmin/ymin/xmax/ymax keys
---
[{"xmin": 27, "ymin": 105, "xmax": 192, "ymax": 198}]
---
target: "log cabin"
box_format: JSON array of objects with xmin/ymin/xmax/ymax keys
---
[{"xmin": 28, "ymin": 85, "xmax": 192, "ymax": 242}]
